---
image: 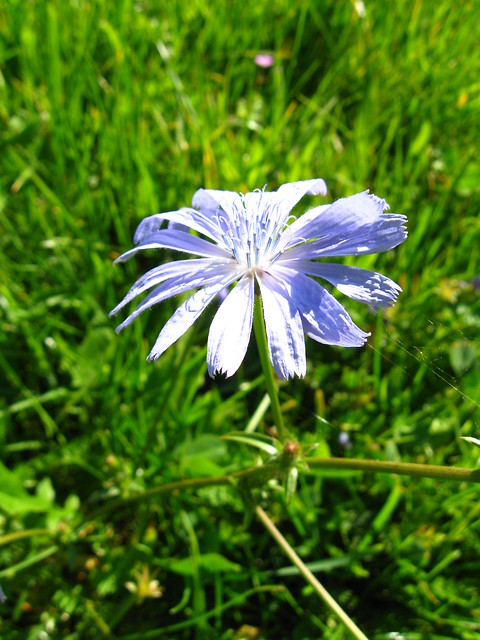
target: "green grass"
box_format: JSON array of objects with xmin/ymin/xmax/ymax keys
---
[{"xmin": 1, "ymin": 0, "xmax": 480, "ymax": 638}]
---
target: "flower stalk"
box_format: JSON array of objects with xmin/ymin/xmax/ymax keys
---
[
  {"xmin": 305, "ymin": 457, "xmax": 480, "ymax": 483},
  {"xmin": 255, "ymin": 505, "xmax": 369, "ymax": 640},
  {"xmin": 253, "ymin": 295, "xmax": 286, "ymax": 441},
  {"xmin": 93, "ymin": 456, "xmax": 480, "ymax": 516}
]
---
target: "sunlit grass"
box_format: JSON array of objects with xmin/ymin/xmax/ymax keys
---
[{"xmin": 1, "ymin": 0, "xmax": 480, "ymax": 637}]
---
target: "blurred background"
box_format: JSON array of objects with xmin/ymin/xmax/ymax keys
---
[{"xmin": 1, "ymin": 0, "xmax": 480, "ymax": 638}]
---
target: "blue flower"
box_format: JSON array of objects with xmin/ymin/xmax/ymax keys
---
[{"xmin": 111, "ymin": 179, "xmax": 407, "ymax": 379}]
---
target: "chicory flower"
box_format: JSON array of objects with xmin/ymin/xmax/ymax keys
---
[{"xmin": 111, "ymin": 179, "xmax": 407, "ymax": 379}]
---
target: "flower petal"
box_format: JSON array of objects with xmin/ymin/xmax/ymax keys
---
[
  {"xmin": 287, "ymin": 214, "xmax": 407, "ymax": 258},
  {"xmin": 275, "ymin": 205, "xmax": 331, "ymax": 253},
  {"xmin": 147, "ymin": 271, "xmax": 241, "ymax": 362},
  {"xmin": 256, "ymin": 272, "xmax": 306, "ymax": 380},
  {"xmin": 114, "ymin": 229, "xmax": 232, "ymax": 263},
  {"xmin": 281, "ymin": 191, "xmax": 407, "ymax": 257},
  {"xmin": 192, "ymin": 188, "xmax": 242, "ymax": 218},
  {"xmin": 207, "ymin": 275, "xmax": 254, "ymax": 377},
  {"xmin": 274, "ymin": 178, "xmax": 327, "ymax": 215},
  {"xmin": 279, "ymin": 260, "xmax": 402, "ymax": 309},
  {"xmin": 111, "ymin": 259, "xmax": 236, "ymax": 319},
  {"xmin": 134, "ymin": 208, "xmax": 225, "ymax": 245},
  {"xmin": 269, "ymin": 265, "xmax": 370, "ymax": 347},
  {"xmin": 194, "ymin": 180, "xmax": 327, "ymax": 230}
]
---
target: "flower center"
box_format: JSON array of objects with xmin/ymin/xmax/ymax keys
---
[{"xmin": 219, "ymin": 191, "xmax": 286, "ymax": 272}]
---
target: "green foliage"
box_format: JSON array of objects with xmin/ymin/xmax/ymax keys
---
[{"xmin": 1, "ymin": 0, "xmax": 480, "ymax": 638}]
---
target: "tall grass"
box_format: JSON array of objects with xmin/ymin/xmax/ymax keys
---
[{"xmin": 1, "ymin": 0, "xmax": 480, "ymax": 638}]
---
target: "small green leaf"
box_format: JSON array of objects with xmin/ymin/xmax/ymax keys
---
[
  {"xmin": 71, "ymin": 326, "xmax": 116, "ymax": 389},
  {"xmin": 163, "ymin": 553, "xmax": 242, "ymax": 576},
  {"xmin": 36, "ymin": 477, "xmax": 55, "ymax": 504},
  {"xmin": 182, "ymin": 457, "xmax": 226, "ymax": 478},
  {"xmin": 178, "ymin": 434, "xmax": 227, "ymax": 462},
  {"xmin": 449, "ymin": 342, "xmax": 476, "ymax": 376},
  {"xmin": 222, "ymin": 432, "xmax": 279, "ymax": 456},
  {"xmin": 176, "ymin": 434, "xmax": 228, "ymax": 477},
  {"xmin": 460, "ymin": 436, "xmax": 480, "ymax": 449},
  {"xmin": 0, "ymin": 462, "xmax": 50, "ymax": 515},
  {"xmin": 284, "ymin": 467, "xmax": 298, "ymax": 505}
]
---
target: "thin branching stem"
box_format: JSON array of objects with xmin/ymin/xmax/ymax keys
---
[
  {"xmin": 0, "ymin": 528, "xmax": 52, "ymax": 547},
  {"xmin": 305, "ymin": 457, "xmax": 480, "ymax": 483},
  {"xmin": 92, "ymin": 457, "xmax": 480, "ymax": 515},
  {"xmin": 90, "ymin": 462, "xmax": 281, "ymax": 515},
  {"xmin": 255, "ymin": 505, "xmax": 369, "ymax": 640}
]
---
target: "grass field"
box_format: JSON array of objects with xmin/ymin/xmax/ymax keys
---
[{"xmin": 1, "ymin": 0, "xmax": 480, "ymax": 638}]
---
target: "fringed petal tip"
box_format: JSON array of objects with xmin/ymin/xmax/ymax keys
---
[
  {"xmin": 270, "ymin": 360, "xmax": 305, "ymax": 381},
  {"xmin": 305, "ymin": 327, "xmax": 371, "ymax": 349},
  {"xmin": 358, "ymin": 189, "xmax": 390, "ymax": 212},
  {"xmin": 306, "ymin": 178, "xmax": 328, "ymax": 197},
  {"xmin": 206, "ymin": 276, "xmax": 254, "ymax": 379},
  {"xmin": 307, "ymin": 324, "xmax": 371, "ymax": 348},
  {"xmin": 133, "ymin": 214, "xmax": 164, "ymax": 245},
  {"xmin": 359, "ymin": 330, "xmax": 371, "ymax": 344},
  {"xmin": 368, "ymin": 192, "xmax": 390, "ymax": 211},
  {"xmin": 207, "ymin": 365, "xmax": 233, "ymax": 379},
  {"xmin": 277, "ymin": 368, "xmax": 306, "ymax": 382}
]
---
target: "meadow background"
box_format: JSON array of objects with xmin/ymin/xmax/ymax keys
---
[{"xmin": 1, "ymin": 0, "xmax": 480, "ymax": 638}]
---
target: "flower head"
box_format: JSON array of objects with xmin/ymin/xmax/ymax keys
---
[
  {"xmin": 110, "ymin": 179, "xmax": 407, "ymax": 379},
  {"xmin": 254, "ymin": 53, "xmax": 274, "ymax": 68}
]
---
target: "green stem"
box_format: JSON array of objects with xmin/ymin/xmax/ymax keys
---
[
  {"xmin": 91, "ymin": 461, "xmax": 282, "ymax": 515},
  {"xmin": 255, "ymin": 505, "xmax": 369, "ymax": 640},
  {"xmin": 0, "ymin": 528, "xmax": 52, "ymax": 547},
  {"xmin": 0, "ymin": 545, "xmax": 59, "ymax": 579},
  {"xmin": 91, "ymin": 457, "xmax": 480, "ymax": 515},
  {"xmin": 305, "ymin": 457, "xmax": 480, "ymax": 483},
  {"xmin": 116, "ymin": 585, "xmax": 285, "ymax": 640},
  {"xmin": 252, "ymin": 295, "xmax": 286, "ymax": 441}
]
